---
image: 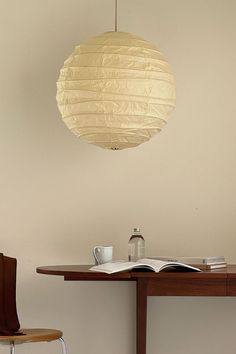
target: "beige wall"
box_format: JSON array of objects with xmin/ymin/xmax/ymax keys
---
[{"xmin": 0, "ymin": 0, "xmax": 236, "ymax": 353}]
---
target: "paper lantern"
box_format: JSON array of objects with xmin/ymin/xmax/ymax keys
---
[{"xmin": 56, "ymin": 31, "xmax": 176, "ymax": 150}]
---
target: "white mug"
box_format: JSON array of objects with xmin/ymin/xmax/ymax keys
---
[{"xmin": 93, "ymin": 246, "xmax": 113, "ymax": 265}]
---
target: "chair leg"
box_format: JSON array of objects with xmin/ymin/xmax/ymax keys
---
[
  {"xmin": 59, "ymin": 337, "xmax": 67, "ymax": 354},
  {"xmin": 8, "ymin": 337, "xmax": 67, "ymax": 354},
  {"xmin": 10, "ymin": 342, "xmax": 15, "ymax": 354}
]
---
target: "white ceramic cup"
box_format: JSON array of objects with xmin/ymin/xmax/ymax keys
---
[{"xmin": 93, "ymin": 246, "xmax": 113, "ymax": 265}]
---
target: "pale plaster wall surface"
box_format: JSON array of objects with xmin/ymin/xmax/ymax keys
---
[{"xmin": 0, "ymin": 1, "xmax": 236, "ymax": 354}]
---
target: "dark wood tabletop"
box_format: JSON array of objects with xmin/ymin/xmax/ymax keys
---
[
  {"xmin": 37, "ymin": 264, "xmax": 132, "ymax": 280},
  {"xmin": 36, "ymin": 264, "xmax": 236, "ymax": 281}
]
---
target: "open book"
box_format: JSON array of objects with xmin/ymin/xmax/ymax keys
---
[{"xmin": 89, "ymin": 258, "xmax": 201, "ymax": 274}]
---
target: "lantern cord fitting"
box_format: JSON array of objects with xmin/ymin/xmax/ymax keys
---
[{"xmin": 115, "ymin": 0, "xmax": 118, "ymax": 32}]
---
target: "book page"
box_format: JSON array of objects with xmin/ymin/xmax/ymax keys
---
[
  {"xmin": 137, "ymin": 258, "xmax": 171, "ymax": 272},
  {"xmin": 90, "ymin": 261, "xmax": 137, "ymax": 274},
  {"xmin": 137, "ymin": 258, "xmax": 200, "ymax": 272}
]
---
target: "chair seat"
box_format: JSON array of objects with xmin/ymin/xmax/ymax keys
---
[{"xmin": 0, "ymin": 328, "xmax": 63, "ymax": 343}]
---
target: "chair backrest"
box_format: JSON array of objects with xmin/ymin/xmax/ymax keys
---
[{"xmin": 0, "ymin": 253, "xmax": 20, "ymax": 335}]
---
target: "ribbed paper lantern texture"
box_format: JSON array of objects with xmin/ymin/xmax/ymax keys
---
[{"xmin": 56, "ymin": 31, "xmax": 176, "ymax": 150}]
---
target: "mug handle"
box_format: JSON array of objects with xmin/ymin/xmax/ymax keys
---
[{"xmin": 93, "ymin": 246, "xmax": 101, "ymax": 265}]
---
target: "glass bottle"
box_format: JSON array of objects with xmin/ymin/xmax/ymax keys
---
[{"xmin": 128, "ymin": 227, "xmax": 145, "ymax": 262}]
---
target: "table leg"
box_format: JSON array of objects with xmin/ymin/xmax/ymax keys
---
[{"xmin": 136, "ymin": 278, "xmax": 147, "ymax": 354}]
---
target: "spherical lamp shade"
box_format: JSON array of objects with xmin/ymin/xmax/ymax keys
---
[{"xmin": 56, "ymin": 31, "xmax": 176, "ymax": 150}]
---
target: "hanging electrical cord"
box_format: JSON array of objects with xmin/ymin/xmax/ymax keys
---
[{"xmin": 114, "ymin": 0, "xmax": 118, "ymax": 32}]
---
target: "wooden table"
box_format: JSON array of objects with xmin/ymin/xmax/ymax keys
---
[{"xmin": 36, "ymin": 265, "xmax": 236, "ymax": 354}]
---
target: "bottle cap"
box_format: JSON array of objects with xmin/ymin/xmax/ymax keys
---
[{"xmin": 133, "ymin": 227, "xmax": 140, "ymax": 233}]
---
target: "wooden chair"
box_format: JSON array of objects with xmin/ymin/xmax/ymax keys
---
[
  {"xmin": 0, "ymin": 254, "xmax": 67, "ymax": 354},
  {"xmin": 0, "ymin": 328, "xmax": 67, "ymax": 354}
]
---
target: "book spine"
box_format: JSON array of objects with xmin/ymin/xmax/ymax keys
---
[{"xmin": 190, "ymin": 263, "xmax": 227, "ymax": 270}]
